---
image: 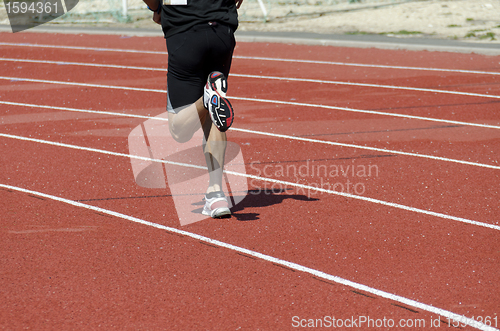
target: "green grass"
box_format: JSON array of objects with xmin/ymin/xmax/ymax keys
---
[
  {"xmin": 479, "ymin": 32, "xmax": 496, "ymax": 40},
  {"xmin": 342, "ymin": 30, "xmax": 424, "ymax": 37},
  {"xmin": 398, "ymin": 30, "xmax": 422, "ymax": 35},
  {"xmin": 380, "ymin": 30, "xmax": 423, "ymax": 35},
  {"xmin": 465, "ymin": 30, "xmax": 496, "ymax": 40},
  {"xmin": 345, "ymin": 31, "xmax": 370, "ymax": 35}
]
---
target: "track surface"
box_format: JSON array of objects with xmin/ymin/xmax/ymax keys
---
[{"xmin": 1, "ymin": 31, "xmax": 499, "ymax": 330}]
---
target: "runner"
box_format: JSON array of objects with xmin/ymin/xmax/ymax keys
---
[{"xmin": 143, "ymin": 0, "xmax": 243, "ymax": 218}]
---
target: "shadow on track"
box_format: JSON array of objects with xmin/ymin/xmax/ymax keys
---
[{"xmin": 228, "ymin": 188, "xmax": 319, "ymax": 221}]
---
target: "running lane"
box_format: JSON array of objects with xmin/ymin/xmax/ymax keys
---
[{"xmin": 1, "ymin": 31, "xmax": 499, "ymax": 331}]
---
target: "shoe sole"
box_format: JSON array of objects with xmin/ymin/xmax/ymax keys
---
[
  {"xmin": 202, "ymin": 207, "xmax": 231, "ymax": 218},
  {"xmin": 207, "ymin": 73, "xmax": 234, "ymax": 132},
  {"xmin": 209, "ymin": 96, "xmax": 233, "ymax": 132}
]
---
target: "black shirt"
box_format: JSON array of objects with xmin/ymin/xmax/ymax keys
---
[{"xmin": 161, "ymin": 0, "xmax": 239, "ymax": 38}]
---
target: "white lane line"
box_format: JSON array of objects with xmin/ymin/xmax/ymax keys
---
[
  {"xmin": 1, "ymin": 76, "xmax": 499, "ymax": 132},
  {"xmin": 0, "ymin": 57, "xmax": 166, "ymax": 71},
  {"xmin": 1, "ymin": 100, "xmax": 499, "ymax": 170},
  {"xmin": 0, "ymin": 100, "xmax": 162, "ymax": 121},
  {"xmin": 0, "ymin": 42, "xmax": 168, "ymax": 54},
  {"xmin": 234, "ymin": 55, "xmax": 500, "ymax": 76},
  {"xmin": 2, "ymin": 42, "xmax": 500, "ymax": 76},
  {"xmin": 230, "ymin": 127, "xmax": 500, "ymax": 170},
  {"xmin": 2, "ymin": 57, "xmax": 499, "ymax": 100},
  {"xmin": 230, "ymin": 96, "xmax": 500, "ymax": 131},
  {"xmin": 233, "ymin": 74, "xmax": 500, "ymax": 100},
  {"xmin": 0, "ymin": 182, "xmax": 497, "ymax": 331},
  {"xmin": 0, "ymin": 76, "xmax": 165, "ymax": 93},
  {"xmin": 1, "ymin": 132, "xmax": 499, "ymax": 232}
]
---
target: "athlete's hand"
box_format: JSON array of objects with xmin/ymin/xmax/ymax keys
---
[
  {"xmin": 153, "ymin": 11, "xmax": 161, "ymax": 24},
  {"xmin": 235, "ymin": 0, "xmax": 243, "ymax": 9}
]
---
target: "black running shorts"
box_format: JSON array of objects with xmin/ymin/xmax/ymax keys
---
[{"xmin": 166, "ymin": 22, "xmax": 236, "ymax": 114}]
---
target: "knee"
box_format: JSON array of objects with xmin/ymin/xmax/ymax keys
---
[{"xmin": 169, "ymin": 125, "xmax": 193, "ymax": 143}]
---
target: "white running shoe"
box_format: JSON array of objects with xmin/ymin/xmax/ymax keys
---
[{"xmin": 202, "ymin": 191, "xmax": 231, "ymax": 218}]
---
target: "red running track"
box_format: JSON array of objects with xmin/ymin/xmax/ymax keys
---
[{"xmin": 0, "ymin": 31, "xmax": 499, "ymax": 330}]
